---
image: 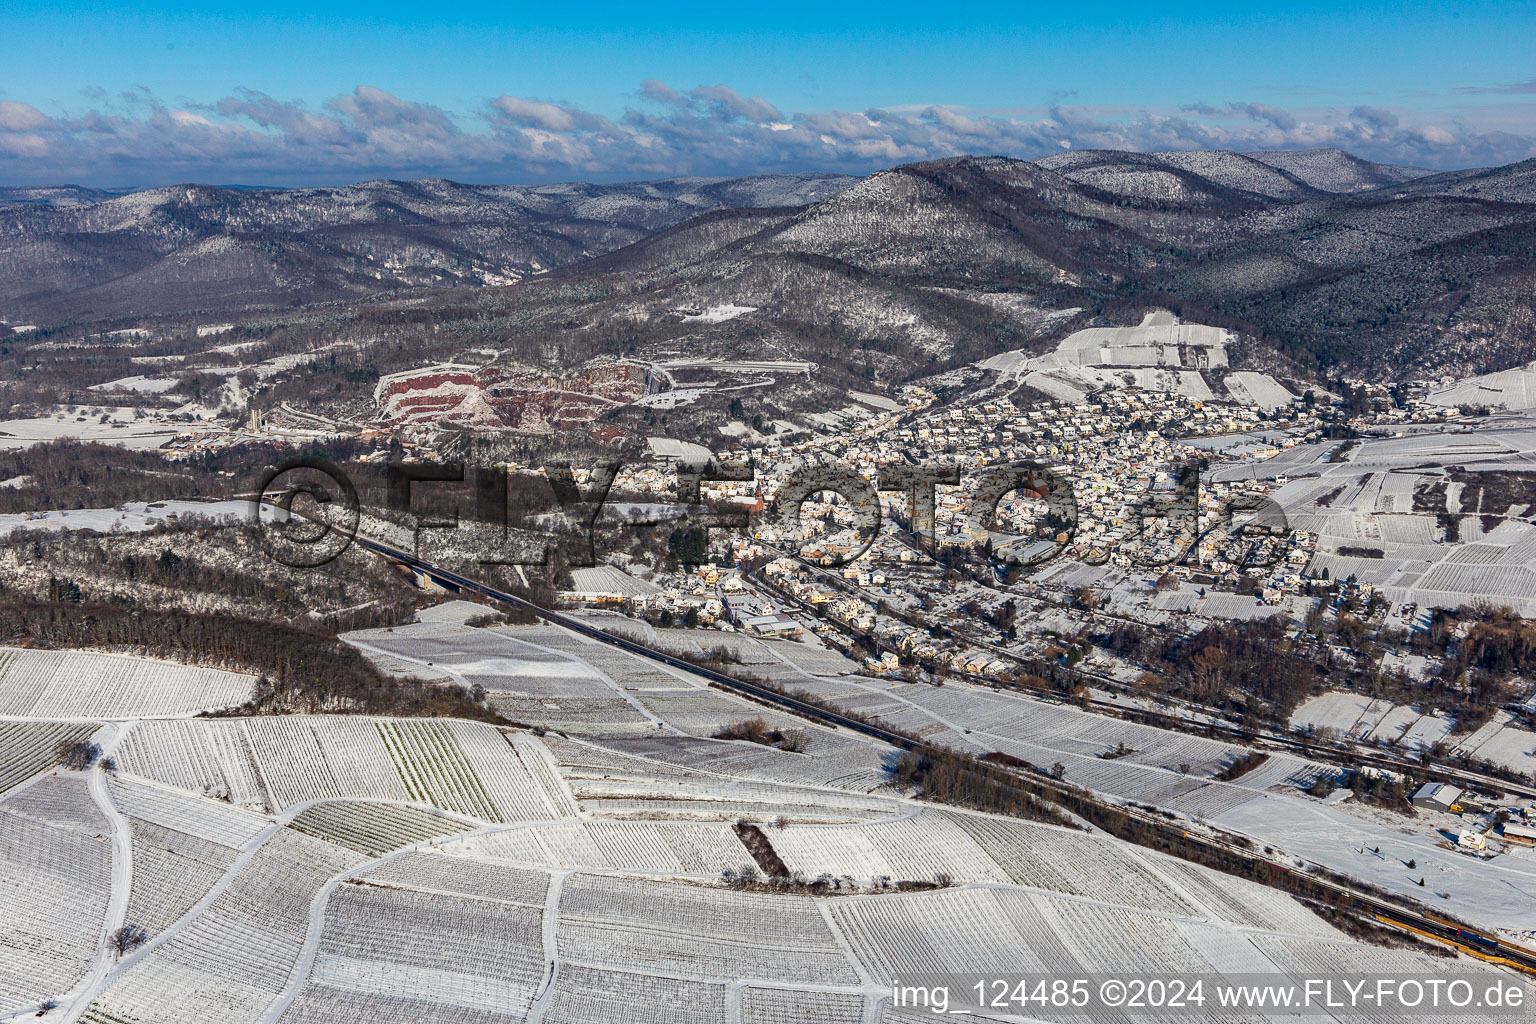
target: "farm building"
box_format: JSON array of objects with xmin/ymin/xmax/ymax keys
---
[
  {"xmin": 562, "ymin": 565, "xmax": 662, "ymax": 605},
  {"xmin": 1410, "ymin": 782, "xmax": 1464, "ymax": 812},
  {"xmin": 741, "ymin": 613, "xmax": 801, "ymax": 638},
  {"xmin": 1500, "ymin": 822, "xmax": 1536, "ymax": 846}
]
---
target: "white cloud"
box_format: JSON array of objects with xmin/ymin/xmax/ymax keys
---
[
  {"xmin": 0, "ymin": 101, "xmax": 52, "ymax": 133},
  {"xmin": 1, "ymin": 83, "xmax": 1533, "ymax": 186}
]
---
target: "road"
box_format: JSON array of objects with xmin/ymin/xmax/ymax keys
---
[
  {"xmin": 756, "ymin": 541, "xmax": 1536, "ymax": 803},
  {"xmin": 357, "ymin": 536, "xmax": 1536, "ymax": 975}
]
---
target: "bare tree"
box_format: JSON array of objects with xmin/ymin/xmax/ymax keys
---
[
  {"xmin": 109, "ymin": 924, "xmax": 148, "ymax": 957},
  {"xmin": 55, "ymin": 739, "xmax": 100, "ymax": 771}
]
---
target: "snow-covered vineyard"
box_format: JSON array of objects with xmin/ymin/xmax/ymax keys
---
[
  {"xmin": 0, "ymin": 648, "xmax": 255, "ymax": 719},
  {"xmin": 1293, "ymin": 691, "xmax": 1536, "ymax": 778},
  {"xmin": 1, "ymin": 609, "xmax": 1533, "ymax": 1022},
  {"xmin": 340, "ymin": 615, "xmax": 1536, "ymax": 928},
  {"xmin": 8, "ymin": 755, "xmax": 1520, "ymax": 1024},
  {"xmin": 1210, "ymin": 422, "xmax": 1536, "ymax": 615}
]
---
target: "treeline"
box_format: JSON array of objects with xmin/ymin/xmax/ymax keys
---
[
  {"xmin": 713, "ymin": 717, "xmax": 810, "ymax": 753},
  {"xmin": 0, "ymin": 598, "xmax": 501, "ymax": 721},
  {"xmin": 0, "ymin": 521, "xmax": 419, "ymax": 634},
  {"xmin": 1456, "ymin": 611, "xmax": 1536, "ymax": 681},
  {"xmin": 0, "ymin": 438, "xmax": 371, "ymax": 514},
  {"xmin": 1106, "ymin": 616, "xmax": 1322, "ymax": 717},
  {"xmin": 1390, "ymin": 604, "xmax": 1528, "ymax": 732},
  {"xmin": 892, "ymin": 748, "xmax": 1075, "ymax": 827}
]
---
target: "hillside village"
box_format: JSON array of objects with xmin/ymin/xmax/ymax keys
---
[{"xmin": 564, "ymin": 322, "xmax": 1513, "ymax": 689}]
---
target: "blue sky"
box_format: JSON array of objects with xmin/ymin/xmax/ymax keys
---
[{"xmin": 3, "ymin": 1, "xmax": 1535, "ymax": 185}]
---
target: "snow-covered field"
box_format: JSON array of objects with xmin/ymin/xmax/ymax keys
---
[
  {"xmin": 645, "ymin": 436, "xmax": 714, "ymax": 462},
  {"xmin": 1225, "ymin": 370, "xmax": 1298, "ymax": 411},
  {"xmin": 0, "ymin": 720, "xmax": 98, "ymax": 793},
  {"xmin": 1212, "ymin": 792, "xmax": 1536, "ymax": 936},
  {"xmin": 0, "ymin": 499, "xmax": 252, "ymax": 540},
  {"xmin": 1, "ymin": 640, "xmax": 1531, "ymax": 1021},
  {"xmin": 346, "ymin": 621, "xmax": 615, "ymax": 699},
  {"xmin": 0, "ymin": 406, "xmax": 184, "ymax": 450},
  {"xmin": 346, "ymin": 621, "xmax": 671, "ymax": 738},
  {"xmin": 115, "ymin": 716, "xmax": 579, "ymax": 821},
  {"xmin": 87, "ymin": 375, "xmax": 181, "ymax": 394},
  {"xmin": 679, "ymin": 303, "xmax": 758, "ymax": 323},
  {"xmin": 1209, "ymin": 422, "xmax": 1536, "ymax": 613},
  {"xmin": 1292, "ymin": 691, "xmax": 1536, "ymax": 777},
  {"xmin": 351, "ymin": 618, "xmax": 1536, "ymax": 935},
  {"xmin": 0, "ymin": 776, "xmax": 112, "ymax": 1015},
  {"xmin": 732, "ymin": 669, "xmax": 1536, "ymax": 936},
  {"xmin": 1428, "ymin": 361, "xmax": 1536, "ymax": 411},
  {"xmin": 0, "ymin": 648, "xmax": 255, "ymax": 718},
  {"xmin": 295, "ymin": 880, "xmax": 547, "ymax": 1017},
  {"xmin": 977, "ymin": 311, "xmax": 1262, "ymax": 407},
  {"xmin": 988, "ymin": 311, "xmax": 1231, "ymax": 373}
]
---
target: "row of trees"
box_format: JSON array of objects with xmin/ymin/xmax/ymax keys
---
[
  {"xmin": 1105, "ymin": 616, "xmax": 1322, "ymax": 718},
  {"xmin": 0, "ymin": 598, "xmax": 497, "ymax": 721},
  {"xmin": 1, "ymin": 521, "xmax": 419, "ymax": 634}
]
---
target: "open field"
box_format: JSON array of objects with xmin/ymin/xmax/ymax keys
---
[
  {"xmin": 448, "ymin": 821, "xmax": 750, "ymax": 875},
  {"xmin": 0, "ymin": 647, "xmax": 256, "ymax": 718},
  {"xmin": 0, "ymin": 641, "xmax": 1528, "ymax": 1021},
  {"xmin": 813, "ymin": 676, "xmax": 1331, "ymax": 818},
  {"xmin": 123, "ymin": 814, "xmax": 244, "ymax": 937},
  {"xmin": 0, "ymin": 720, "xmax": 98, "ymax": 793},
  {"xmin": 345, "ymin": 622, "xmax": 615, "ymax": 699},
  {"xmin": 556, "ymin": 873, "xmax": 862, "ymax": 985},
  {"xmin": 296, "ymin": 883, "xmax": 546, "ymax": 1017},
  {"xmin": 1428, "ymin": 361, "xmax": 1536, "ymax": 411},
  {"xmin": 0, "ymin": 407, "xmax": 184, "ymax": 450},
  {"xmin": 82, "ymin": 828, "xmax": 365, "ymax": 1024},
  {"xmin": 115, "ymin": 716, "xmax": 579, "ymax": 821},
  {"xmin": 1293, "ymin": 691, "xmax": 1536, "ymax": 776},
  {"xmin": 0, "ymin": 776, "xmax": 111, "ymax": 1015},
  {"xmin": 347, "ymin": 622, "xmax": 666, "ymax": 738},
  {"xmin": 288, "ymin": 801, "xmax": 478, "ymax": 857}
]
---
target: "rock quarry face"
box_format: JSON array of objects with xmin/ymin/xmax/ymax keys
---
[{"xmin": 377, "ymin": 362, "xmax": 649, "ymax": 431}]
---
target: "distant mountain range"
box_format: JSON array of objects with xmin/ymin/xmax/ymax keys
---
[
  {"xmin": 0, "ymin": 185, "xmax": 137, "ymax": 206},
  {"xmin": 4, "ymin": 149, "xmax": 1536, "ymax": 381},
  {"xmin": 1038, "ymin": 147, "xmax": 1431, "ymax": 200},
  {"xmin": 0, "ymin": 174, "xmax": 856, "ymax": 323}
]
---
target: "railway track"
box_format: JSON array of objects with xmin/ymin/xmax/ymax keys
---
[
  {"xmin": 759, "ymin": 539, "xmax": 1536, "ymax": 802},
  {"xmin": 357, "ymin": 537, "xmax": 1536, "ymax": 975}
]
